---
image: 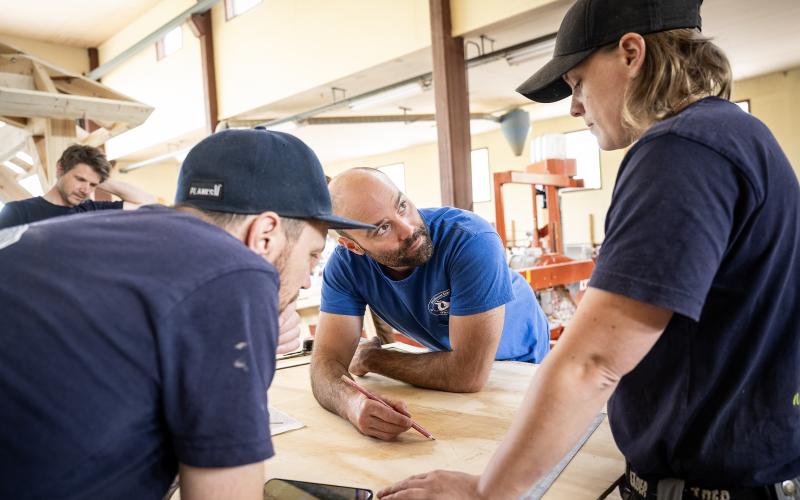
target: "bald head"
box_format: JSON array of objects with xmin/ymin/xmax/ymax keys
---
[{"xmin": 329, "ymin": 167, "xmax": 400, "ymax": 221}]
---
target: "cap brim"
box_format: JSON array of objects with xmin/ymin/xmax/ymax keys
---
[
  {"xmin": 516, "ymin": 48, "xmax": 596, "ymax": 103},
  {"xmin": 311, "ymin": 214, "xmax": 376, "ymax": 230}
]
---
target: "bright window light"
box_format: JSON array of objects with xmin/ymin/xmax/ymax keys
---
[
  {"xmin": 15, "ymin": 151, "xmax": 33, "ymax": 165},
  {"xmin": 735, "ymin": 100, "xmax": 750, "ymax": 113},
  {"xmin": 156, "ymin": 26, "xmax": 182, "ymax": 60},
  {"xmin": 348, "ymin": 82, "xmax": 424, "ymax": 111},
  {"xmin": 378, "ymin": 163, "xmax": 406, "ymax": 193},
  {"xmin": 564, "ymin": 129, "xmax": 601, "ymax": 190},
  {"xmin": 3, "ymin": 161, "xmax": 25, "ymax": 175},
  {"xmin": 19, "ymin": 175, "xmax": 44, "ymax": 196},
  {"xmin": 226, "ymin": 0, "xmax": 262, "ymax": 19},
  {"xmin": 0, "ymin": 121, "xmax": 5, "ymax": 128},
  {"xmin": 471, "ymin": 148, "xmax": 491, "ymax": 203}
]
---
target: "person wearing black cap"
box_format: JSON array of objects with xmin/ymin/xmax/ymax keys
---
[
  {"xmin": 0, "ymin": 129, "xmax": 373, "ymax": 499},
  {"xmin": 379, "ymin": 1, "xmax": 799, "ymax": 499}
]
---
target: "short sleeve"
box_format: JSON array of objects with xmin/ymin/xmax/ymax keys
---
[
  {"xmin": 449, "ymin": 231, "xmax": 514, "ymax": 316},
  {"xmin": 320, "ymin": 249, "xmax": 367, "ymax": 316},
  {"xmin": 157, "ymin": 268, "xmax": 279, "ymax": 467},
  {"xmin": 590, "ymin": 135, "xmax": 740, "ymax": 320},
  {"xmin": 73, "ymin": 200, "xmax": 124, "ymax": 212},
  {"xmin": 0, "ymin": 203, "xmax": 22, "ymax": 229}
]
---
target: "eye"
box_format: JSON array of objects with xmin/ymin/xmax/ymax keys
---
[
  {"xmin": 399, "ymin": 200, "xmax": 408, "ymax": 213},
  {"xmin": 376, "ymin": 223, "xmax": 390, "ymax": 236}
]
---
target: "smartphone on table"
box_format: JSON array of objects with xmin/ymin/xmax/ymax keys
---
[{"xmin": 263, "ymin": 478, "xmax": 373, "ymax": 500}]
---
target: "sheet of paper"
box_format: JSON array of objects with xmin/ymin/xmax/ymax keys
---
[
  {"xmin": 380, "ymin": 341, "xmax": 429, "ymax": 354},
  {"xmin": 269, "ymin": 407, "xmax": 305, "ymax": 436}
]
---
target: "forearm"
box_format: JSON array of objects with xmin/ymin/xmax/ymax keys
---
[
  {"xmin": 99, "ymin": 179, "xmax": 156, "ymax": 204},
  {"xmin": 310, "ymin": 355, "xmax": 361, "ymax": 422},
  {"xmin": 478, "ymin": 346, "xmax": 617, "ymax": 498},
  {"xmin": 363, "ymin": 349, "xmax": 488, "ymax": 393}
]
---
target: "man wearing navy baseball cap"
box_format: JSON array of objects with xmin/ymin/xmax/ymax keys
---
[
  {"xmin": 0, "ymin": 129, "xmax": 373, "ymax": 500},
  {"xmin": 382, "ymin": 1, "xmax": 799, "ymax": 499}
]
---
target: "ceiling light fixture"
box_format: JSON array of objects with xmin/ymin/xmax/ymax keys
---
[
  {"xmin": 15, "ymin": 151, "xmax": 33, "ymax": 165},
  {"xmin": 348, "ymin": 81, "xmax": 426, "ymax": 111},
  {"xmin": 504, "ymin": 38, "xmax": 557, "ymax": 66},
  {"xmin": 3, "ymin": 161, "xmax": 25, "ymax": 175}
]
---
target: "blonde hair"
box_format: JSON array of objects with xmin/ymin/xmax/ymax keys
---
[{"xmin": 622, "ymin": 28, "xmax": 732, "ymax": 135}]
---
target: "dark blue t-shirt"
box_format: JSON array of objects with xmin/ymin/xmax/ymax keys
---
[
  {"xmin": 591, "ymin": 97, "xmax": 800, "ymax": 485},
  {"xmin": 0, "ymin": 205, "xmax": 278, "ymax": 499},
  {"xmin": 0, "ymin": 196, "xmax": 124, "ymax": 229},
  {"xmin": 321, "ymin": 207, "xmax": 550, "ymax": 362}
]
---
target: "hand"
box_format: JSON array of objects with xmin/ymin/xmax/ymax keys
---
[
  {"xmin": 277, "ymin": 301, "xmax": 302, "ymax": 355},
  {"xmin": 378, "ymin": 471, "xmax": 484, "ymax": 499},
  {"xmin": 349, "ymin": 336, "xmax": 381, "ymax": 376},
  {"xmin": 349, "ymin": 392, "xmax": 412, "ymax": 441}
]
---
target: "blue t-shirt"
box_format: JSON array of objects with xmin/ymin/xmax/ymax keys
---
[
  {"xmin": 0, "ymin": 205, "xmax": 278, "ymax": 499},
  {"xmin": 591, "ymin": 97, "xmax": 800, "ymax": 485},
  {"xmin": 0, "ymin": 196, "xmax": 124, "ymax": 229},
  {"xmin": 321, "ymin": 207, "xmax": 550, "ymax": 363}
]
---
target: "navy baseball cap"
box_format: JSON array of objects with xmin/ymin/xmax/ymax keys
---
[
  {"xmin": 517, "ymin": 0, "xmax": 703, "ymax": 103},
  {"xmin": 175, "ymin": 129, "xmax": 375, "ymax": 230}
]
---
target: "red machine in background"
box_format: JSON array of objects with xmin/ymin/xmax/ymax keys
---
[{"xmin": 494, "ymin": 158, "xmax": 595, "ymax": 342}]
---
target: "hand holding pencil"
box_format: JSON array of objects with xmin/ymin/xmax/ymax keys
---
[{"xmin": 341, "ymin": 375, "xmax": 435, "ymax": 441}]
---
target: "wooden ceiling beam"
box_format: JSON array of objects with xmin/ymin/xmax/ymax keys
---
[
  {"xmin": 0, "ymin": 115, "xmax": 28, "ymax": 128},
  {"xmin": 0, "ymin": 163, "xmax": 30, "ymax": 202},
  {"xmin": 0, "ymin": 87, "xmax": 152, "ymax": 126},
  {"xmin": 31, "ymin": 62, "xmax": 57, "ymax": 93}
]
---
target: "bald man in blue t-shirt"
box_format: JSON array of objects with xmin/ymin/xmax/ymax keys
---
[{"xmin": 310, "ymin": 167, "xmax": 549, "ymax": 441}]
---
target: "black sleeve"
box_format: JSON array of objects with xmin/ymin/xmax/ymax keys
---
[
  {"xmin": 72, "ymin": 200, "xmax": 124, "ymax": 213},
  {"xmin": 0, "ymin": 203, "xmax": 24, "ymax": 230},
  {"xmin": 589, "ymin": 135, "xmax": 742, "ymax": 320}
]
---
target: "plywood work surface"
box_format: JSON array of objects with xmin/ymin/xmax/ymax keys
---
[{"xmin": 265, "ymin": 362, "xmax": 624, "ymax": 499}]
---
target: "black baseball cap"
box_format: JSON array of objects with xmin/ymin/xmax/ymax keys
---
[
  {"xmin": 517, "ymin": 0, "xmax": 703, "ymax": 103},
  {"xmin": 175, "ymin": 129, "xmax": 375, "ymax": 230}
]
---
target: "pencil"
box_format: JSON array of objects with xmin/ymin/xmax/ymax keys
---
[{"xmin": 340, "ymin": 375, "xmax": 435, "ymax": 440}]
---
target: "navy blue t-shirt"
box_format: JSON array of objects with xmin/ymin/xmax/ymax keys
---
[
  {"xmin": 321, "ymin": 207, "xmax": 550, "ymax": 363},
  {"xmin": 0, "ymin": 196, "xmax": 124, "ymax": 229},
  {"xmin": 0, "ymin": 205, "xmax": 278, "ymax": 499},
  {"xmin": 591, "ymin": 97, "xmax": 800, "ymax": 485}
]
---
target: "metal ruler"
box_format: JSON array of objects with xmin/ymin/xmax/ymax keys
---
[{"xmin": 521, "ymin": 413, "xmax": 607, "ymax": 499}]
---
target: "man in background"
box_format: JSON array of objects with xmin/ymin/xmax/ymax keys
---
[{"xmin": 0, "ymin": 144, "xmax": 155, "ymax": 229}]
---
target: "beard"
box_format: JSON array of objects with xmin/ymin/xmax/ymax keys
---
[
  {"xmin": 366, "ymin": 223, "xmax": 433, "ymax": 269},
  {"xmin": 273, "ymin": 246, "xmax": 299, "ymax": 313}
]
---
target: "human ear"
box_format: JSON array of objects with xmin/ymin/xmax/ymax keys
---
[
  {"xmin": 337, "ymin": 236, "xmax": 365, "ymax": 256},
  {"xmin": 619, "ymin": 32, "xmax": 646, "ymax": 77},
  {"xmin": 245, "ymin": 212, "xmax": 286, "ymax": 263}
]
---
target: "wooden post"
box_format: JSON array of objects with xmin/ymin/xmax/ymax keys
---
[
  {"xmin": 429, "ymin": 0, "xmax": 472, "ymax": 210},
  {"xmin": 87, "ymin": 47, "xmax": 112, "ymax": 201},
  {"xmin": 190, "ymin": 11, "xmax": 219, "ymax": 135}
]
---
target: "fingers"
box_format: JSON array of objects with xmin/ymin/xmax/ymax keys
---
[
  {"xmin": 382, "ymin": 395, "xmax": 410, "ymax": 417},
  {"xmin": 275, "ymin": 336, "xmax": 300, "ymax": 355},
  {"xmin": 377, "ymin": 475, "xmax": 429, "ymax": 498},
  {"xmin": 379, "ymin": 488, "xmax": 428, "ymax": 499},
  {"xmin": 356, "ymin": 399, "xmax": 413, "ymax": 440}
]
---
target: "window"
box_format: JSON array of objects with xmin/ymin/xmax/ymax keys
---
[
  {"xmin": 735, "ymin": 100, "xmax": 751, "ymax": 113},
  {"xmin": 471, "ymin": 148, "xmax": 491, "ymax": 203},
  {"xmin": 155, "ymin": 26, "xmax": 182, "ymax": 61},
  {"xmin": 19, "ymin": 174, "xmax": 43, "ymax": 197},
  {"xmin": 564, "ymin": 129, "xmax": 601, "ymax": 190},
  {"xmin": 225, "ymin": 0, "xmax": 262, "ymax": 20},
  {"xmin": 378, "ymin": 163, "xmax": 406, "ymax": 193}
]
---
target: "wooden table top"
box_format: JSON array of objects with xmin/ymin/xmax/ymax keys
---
[{"xmin": 266, "ymin": 361, "xmax": 625, "ymax": 499}]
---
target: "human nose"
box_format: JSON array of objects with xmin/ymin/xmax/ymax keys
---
[
  {"xmin": 396, "ymin": 218, "xmax": 415, "ymax": 241},
  {"xmin": 570, "ymin": 94, "xmax": 584, "ymax": 118}
]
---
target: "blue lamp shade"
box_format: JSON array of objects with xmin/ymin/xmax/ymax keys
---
[{"xmin": 500, "ymin": 108, "xmax": 531, "ymax": 156}]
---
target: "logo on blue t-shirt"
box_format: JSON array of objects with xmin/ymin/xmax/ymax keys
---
[{"xmin": 428, "ymin": 289, "xmax": 451, "ymax": 316}]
